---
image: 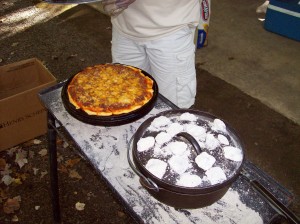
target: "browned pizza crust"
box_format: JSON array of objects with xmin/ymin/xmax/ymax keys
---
[{"xmin": 67, "ymin": 64, "xmax": 154, "ymax": 116}]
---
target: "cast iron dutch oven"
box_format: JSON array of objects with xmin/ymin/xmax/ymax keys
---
[{"xmin": 127, "ymin": 109, "xmax": 245, "ymax": 209}]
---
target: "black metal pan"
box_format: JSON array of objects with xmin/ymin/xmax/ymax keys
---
[{"xmin": 61, "ymin": 64, "xmax": 158, "ymax": 126}]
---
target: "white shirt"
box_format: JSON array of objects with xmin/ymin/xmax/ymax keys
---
[{"xmin": 111, "ymin": 0, "xmax": 200, "ymax": 41}]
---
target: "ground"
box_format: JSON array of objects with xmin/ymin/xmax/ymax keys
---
[{"xmin": 0, "ymin": 1, "xmax": 299, "ymax": 223}]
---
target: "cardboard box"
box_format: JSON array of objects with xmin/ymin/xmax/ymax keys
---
[
  {"xmin": 264, "ymin": 0, "xmax": 300, "ymax": 41},
  {"xmin": 0, "ymin": 58, "xmax": 56, "ymax": 151}
]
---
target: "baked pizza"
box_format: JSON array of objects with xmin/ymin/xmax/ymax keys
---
[{"xmin": 67, "ymin": 64, "xmax": 154, "ymax": 116}]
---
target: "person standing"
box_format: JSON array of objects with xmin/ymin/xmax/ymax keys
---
[{"xmin": 103, "ymin": 0, "xmax": 200, "ymax": 108}]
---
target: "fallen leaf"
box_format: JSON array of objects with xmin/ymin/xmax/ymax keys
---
[
  {"xmin": 15, "ymin": 149, "xmax": 28, "ymax": 168},
  {"xmin": 3, "ymin": 197, "xmax": 21, "ymax": 214},
  {"xmin": 75, "ymin": 202, "xmax": 85, "ymax": 211},
  {"xmin": 57, "ymin": 154, "xmax": 64, "ymax": 163},
  {"xmin": 33, "ymin": 139, "xmax": 42, "ymax": 144},
  {"xmin": 38, "ymin": 148, "xmax": 47, "ymax": 157},
  {"xmin": 58, "ymin": 165, "xmax": 68, "ymax": 174},
  {"xmin": 40, "ymin": 171, "xmax": 48, "ymax": 179},
  {"xmin": 65, "ymin": 158, "xmax": 81, "ymax": 168},
  {"xmin": 33, "ymin": 168, "xmax": 39, "ymax": 175},
  {"xmin": 2, "ymin": 175, "xmax": 14, "ymax": 186},
  {"xmin": 0, "ymin": 158, "xmax": 6, "ymax": 170},
  {"xmin": 40, "ymin": 171, "xmax": 48, "ymax": 178},
  {"xmin": 11, "ymin": 215, "xmax": 19, "ymax": 222},
  {"xmin": 16, "ymin": 158, "xmax": 28, "ymax": 169},
  {"xmin": 69, "ymin": 169, "xmax": 82, "ymax": 179},
  {"xmin": 17, "ymin": 172, "xmax": 27, "ymax": 180},
  {"xmin": 13, "ymin": 178, "xmax": 22, "ymax": 185},
  {"xmin": 63, "ymin": 141, "xmax": 69, "ymax": 148}
]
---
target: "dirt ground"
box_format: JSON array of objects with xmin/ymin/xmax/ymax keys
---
[{"xmin": 0, "ymin": 1, "xmax": 299, "ymax": 223}]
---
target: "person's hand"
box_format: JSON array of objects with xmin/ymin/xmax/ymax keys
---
[{"xmin": 102, "ymin": 0, "xmax": 136, "ymax": 16}]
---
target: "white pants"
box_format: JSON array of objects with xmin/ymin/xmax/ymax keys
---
[{"xmin": 111, "ymin": 27, "xmax": 197, "ymax": 108}]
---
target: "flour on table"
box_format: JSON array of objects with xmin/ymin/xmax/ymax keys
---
[
  {"xmin": 145, "ymin": 159, "xmax": 167, "ymax": 179},
  {"xmin": 205, "ymin": 167, "xmax": 227, "ymax": 185},
  {"xmin": 196, "ymin": 189, "xmax": 264, "ymax": 224},
  {"xmin": 223, "ymin": 146, "xmax": 243, "ymax": 162},
  {"xmin": 177, "ymin": 173, "xmax": 202, "ymax": 187},
  {"xmin": 137, "ymin": 136, "xmax": 155, "ymax": 152},
  {"xmin": 195, "ymin": 152, "xmax": 216, "ymax": 171}
]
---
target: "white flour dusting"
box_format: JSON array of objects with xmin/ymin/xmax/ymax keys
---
[
  {"xmin": 167, "ymin": 141, "xmax": 187, "ymax": 156},
  {"xmin": 166, "ymin": 123, "xmax": 184, "ymax": 137},
  {"xmin": 149, "ymin": 116, "xmax": 172, "ymax": 131},
  {"xmin": 205, "ymin": 133, "xmax": 220, "ymax": 150},
  {"xmin": 146, "ymin": 189, "xmax": 263, "ymax": 224},
  {"xmin": 223, "ymin": 146, "xmax": 243, "ymax": 162},
  {"xmin": 155, "ymin": 132, "xmax": 172, "ymax": 145},
  {"xmin": 195, "ymin": 152, "xmax": 216, "ymax": 171},
  {"xmin": 218, "ymin": 134, "xmax": 229, "ymax": 145},
  {"xmin": 184, "ymin": 124, "xmax": 206, "ymax": 140},
  {"xmin": 177, "ymin": 173, "xmax": 202, "ymax": 187},
  {"xmin": 145, "ymin": 159, "xmax": 168, "ymax": 179},
  {"xmin": 137, "ymin": 136, "xmax": 155, "ymax": 152},
  {"xmin": 205, "ymin": 167, "xmax": 227, "ymax": 185},
  {"xmin": 169, "ymin": 155, "xmax": 191, "ymax": 174},
  {"xmin": 211, "ymin": 119, "xmax": 227, "ymax": 132},
  {"xmin": 180, "ymin": 112, "xmax": 197, "ymax": 122}
]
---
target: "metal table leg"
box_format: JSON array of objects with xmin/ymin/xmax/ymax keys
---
[{"xmin": 47, "ymin": 112, "xmax": 61, "ymax": 223}]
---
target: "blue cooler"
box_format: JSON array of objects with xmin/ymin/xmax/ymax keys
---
[{"xmin": 264, "ymin": 0, "xmax": 300, "ymax": 41}]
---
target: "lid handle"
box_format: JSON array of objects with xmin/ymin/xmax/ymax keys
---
[{"xmin": 176, "ymin": 132, "xmax": 202, "ymax": 155}]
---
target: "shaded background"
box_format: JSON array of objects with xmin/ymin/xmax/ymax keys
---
[{"xmin": 0, "ymin": 0, "xmax": 299, "ymax": 223}]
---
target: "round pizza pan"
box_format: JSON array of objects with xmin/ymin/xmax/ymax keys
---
[{"xmin": 61, "ymin": 64, "xmax": 159, "ymax": 126}]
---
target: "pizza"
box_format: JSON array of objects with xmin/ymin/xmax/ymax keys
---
[{"xmin": 67, "ymin": 64, "xmax": 154, "ymax": 116}]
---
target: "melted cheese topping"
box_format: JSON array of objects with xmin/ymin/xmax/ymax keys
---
[{"xmin": 67, "ymin": 64, "xmax": 154, "ymax": 116}]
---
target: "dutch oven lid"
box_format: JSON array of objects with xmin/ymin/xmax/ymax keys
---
[
  {"xmin": 61, "ymin": 64, "xmax": 159, "ymax": 126},
  {"xmin": 132, "ymin": 109, "xmax": 245, "ymax": 194}
]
